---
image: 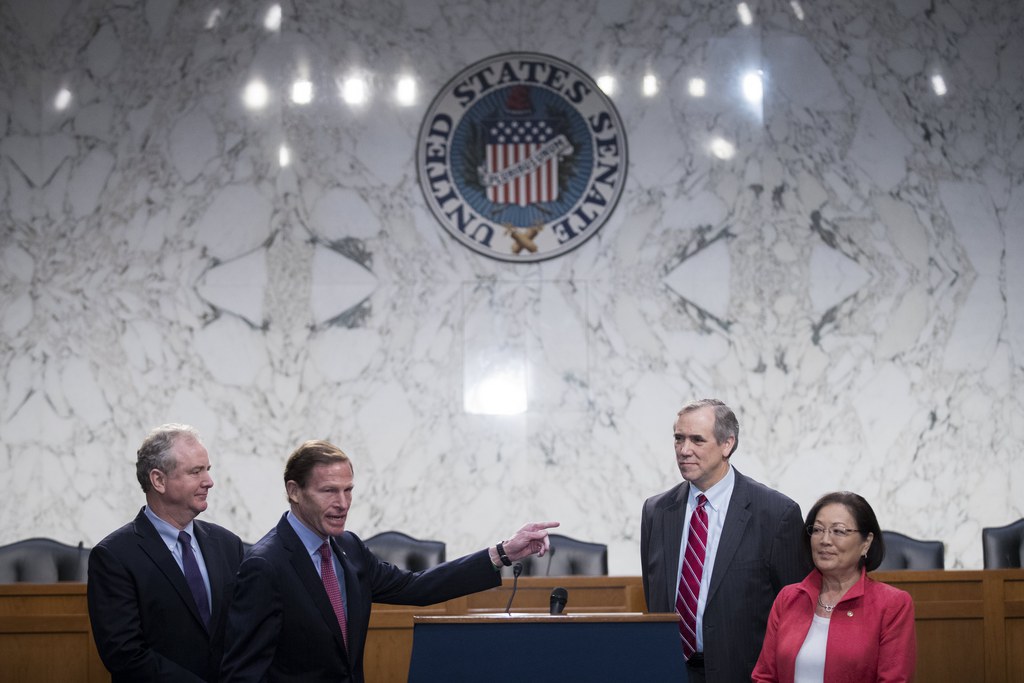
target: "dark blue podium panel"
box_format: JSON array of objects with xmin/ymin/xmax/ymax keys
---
[{"xmin": 408, "ymin": 614, "xmax": 687, "ymax": 682}]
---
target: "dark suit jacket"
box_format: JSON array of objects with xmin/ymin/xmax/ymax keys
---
[
  {"xmin": 88, "ymin": 508, "xmax": 245, "ymax": 682},
  {"xmin": 641, "ymin": 467, "xmax": 810, "ymax": 683},
  {"xmin": 220, "ymin": 513, "xmax": 502, "ymax": 683}
]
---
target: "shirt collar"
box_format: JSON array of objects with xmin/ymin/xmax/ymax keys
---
[
  {"xmin": 143, "ymin": 505, "xmax": 196, "ymax": 548},
  {"xmin": 286, "ymin": 510, "xmax": 329, "ymax": 558},
  {"xmin": 690, "ymin": 465, "xmax": 735, "ymax": 513}
]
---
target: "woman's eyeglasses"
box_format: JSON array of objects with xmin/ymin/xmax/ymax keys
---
[{"xmin": 805, "ymin": 525, "xmax": 860, "ymax": 539}]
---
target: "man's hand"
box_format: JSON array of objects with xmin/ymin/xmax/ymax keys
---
[{"xmin": 500, "ymin": 521, "xmax": 561, "ymax": 561}]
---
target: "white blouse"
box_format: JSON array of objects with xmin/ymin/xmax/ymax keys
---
[{"xmin": 793, "ymin": 613, "xmax": 830, "ymax": 683}]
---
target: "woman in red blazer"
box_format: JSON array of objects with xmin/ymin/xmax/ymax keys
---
[{"xmin": 752, "ymin": 491, "xmax": 916, "ymax": 683}]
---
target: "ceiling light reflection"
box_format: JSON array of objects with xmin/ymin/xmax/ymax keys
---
[
  {"xmin": 54, "ymin": 87, "xmax": 72, "ymax": 111},
  {"xmin": 737, "ymin": 2, "xmax": 754, "ymax": 26},
  {"xmin": 688, "ymin": 78, "xmax": 706, "ymax": 97},
  {"xmin": 291, "ymin": 79, "xmax": 313, "ymax": 104},
  {"xmin": 597, "ymin": 75, "xmax": 616, "ymax": 95},
  {"xmin": 465, "ymin": 367, "xmax": 527, "ymax": 415},
  {"xmin": 710, "ymin": 137, "xmax": 736, "ymax": 160},
  {"xmin": 790, "ymin": 1, "xmax": 805, "ymax": 21},
  {"xmin": 243, "ymin": 79, "xmax": 270, "ymax": 109},
  {"xmin": 931, "ymin": 74, "xmax": 948, "ymax": 96},
  {"xmin": 642, "ymin": 73, "xmax": 659, "ymax": 97},
  {"xmin": 742, "ymin": 71, "xmax": 763, "ymax": 104},
  {"xmin": 264, "ymin": 4, "xmax": 282, "ymax": 31},
  {"xmin": 395, "ymin": 76, "xmax": 416, "ymax": 106},
  {"xmin": 341, "ymin": 77, "xmax": 367, "ymax": 105},
  {"xmin": 205, "ymin": 8, "xmax": 222, "ymax": 30},
  {"xmin": 279, "ymin": 144, "xmax": 291, "ymax": 167}
]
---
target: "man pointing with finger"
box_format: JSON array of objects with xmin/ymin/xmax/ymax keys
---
[{"xmin": 221, "ymin": 439, "xmax": 557, "ymax": 682}]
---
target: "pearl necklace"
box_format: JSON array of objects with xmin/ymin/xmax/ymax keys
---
[{"xmin": 816, "ymin": 595, "xmax": 835, "ymax": 613}]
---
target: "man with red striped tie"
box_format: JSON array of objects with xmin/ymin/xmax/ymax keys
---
[{"xmin": 641, "ymin": 399, "xmax": 809, "ymax": 682}]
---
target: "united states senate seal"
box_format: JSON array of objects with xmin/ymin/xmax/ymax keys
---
[{"xmin": 417, "ymin": 52, "xmax": 628, "ymax": 262}]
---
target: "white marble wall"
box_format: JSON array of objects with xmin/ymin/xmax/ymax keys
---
[{"xmin": 1, "ymin": 0, "xmax": 1021, "ymax": 573}]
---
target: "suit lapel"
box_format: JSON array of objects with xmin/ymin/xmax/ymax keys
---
[
  {"xmin": 662, "ymin": 483, "xmax": 688, "ymax": 604},
  {"xmin": 278, "ymin": 517, "xmax": 349, "ymax": 658},
  {"xmin": 707, "ymin": 469, "xmax": 751, "ymax": 606},
  {"xmin": 132, "ymin": 509, "xmax": 209, "ymax": 632}
]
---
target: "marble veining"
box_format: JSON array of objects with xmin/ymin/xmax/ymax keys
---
[{"xmin": 0, "ymin": 0, "xmax": 1022, "ymax": 573}]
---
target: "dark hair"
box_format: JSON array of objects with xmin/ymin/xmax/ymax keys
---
[
  {"xmin": 679, "ymin": 398, "xmax": 739, "ymax": 456},
  {"xmin": 803, "ymin": 491, "xmax": 886, "ymax": 571},
  {"xmin": 283, "ymin": 440, "xmax": 352, "ymax": 490},
  {"xmin": 136, "ymin": 424, "xmax": 202, "ymax": 492}
]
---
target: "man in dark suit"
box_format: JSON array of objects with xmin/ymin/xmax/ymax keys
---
[
  {"xmin": 88, "ymin": 424, "xmax": 245, "ymax": 682},
  {"xmin": 641, "ymin": 399, "xmax": 809, "ymax": 683},
  {"xmin": 220, "ymin": 439, "xmax": 558, "ymax": 682}
]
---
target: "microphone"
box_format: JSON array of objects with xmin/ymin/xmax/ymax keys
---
[
  {"xmin": 504, "ymin": 562, "xmax": 524, "ymax": 614},
  {"xmin": 545, "ymin": 544, "xmax": 556, "ymax": 576},
  {"xmin": 550, "ymin": 587, "xmax": 568, "ymax": 615},
  {"xmin": 76, "ymin": 541, "xmax": 86, "ymax": 580}
]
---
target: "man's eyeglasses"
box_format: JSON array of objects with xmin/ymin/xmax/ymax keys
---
[{"xmin": 805, "ymin": 525, "xmax": 860, "ymax": 539}]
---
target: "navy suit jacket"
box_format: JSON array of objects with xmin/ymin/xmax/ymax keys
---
[
  {"xmin": 641, "ymin": 467, "xmax": 810, "ymax": 683},
  {"xmin": 88, "ymin": 508, "xmax": 245, "ymax": 682},
  {"xmin": 220, "ymin": 513, "xmax": 501, "ymax": 683}
]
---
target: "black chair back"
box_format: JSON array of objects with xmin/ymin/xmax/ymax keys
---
[
  {"xmin": 982, "ymin": 519, "xmax": 1024, "ymax": 569},
  {"xmin": 0, "ymin": 538, "xmax": 90, "ymax": 582},
  {"xmin": 364, "ymin": 531, "xmax": 446, "ymax": 572},
  {"xmin": 875, "ymin": 530, "xmax": 944, "ymax": 570},
  {"xmin": 513, "ymin": 533, "xmax": 608, "ymax": 576}
]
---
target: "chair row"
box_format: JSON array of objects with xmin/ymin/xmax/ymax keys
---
[
  {"xmin": 1, "ymin": 519, "xmax": 1022, "ymax": 582},
  {"xmin": 363, "ymin": 531, "xmax": 609, "ymax": 577},
  {"xmin": 369, "ymin": 522, "xmax": 1024, "ymax": 574},
  {"xmin": 357, "ymin": 521, "xmax": 1024, "ymax": 574},
  {"xmin": 0, "ymin": 538, "xmax": 90, "ymax": 582},
  {"xmin": 0, "ymin": 531, "xmax": 607, "ymax": 583},
  {"xmin": 824, "ymin": 519, "xmax": 1024, "ymax": 571}
]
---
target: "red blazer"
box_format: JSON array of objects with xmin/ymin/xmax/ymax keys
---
[{"xmin": 752, "ymin": 568, "xmax": 916, "ymax": 683}]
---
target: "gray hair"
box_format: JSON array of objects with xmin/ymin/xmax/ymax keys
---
[
  {"xmin": 678, "ymin": 398, "xmax": 739, "ymax": 456},
  {"xmin": 135, "ymin": 424, "xmax": 202, "ymax": 492}
]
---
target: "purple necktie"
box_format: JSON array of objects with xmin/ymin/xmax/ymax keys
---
[
  {"xmin": 676, "ymin": 494, "xmax": 708, "ymax": 659},
  {"xmin": 178, "ymin": 530, "xmax": 210, "ymax": 627},
  {"xmin": 319, "ymin": 541, "xmax": 349, "ymax": 648}
]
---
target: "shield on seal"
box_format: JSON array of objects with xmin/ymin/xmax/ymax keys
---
[{"xmin": 480, "ymin": 86, "xmax": 571, "ymax": 207}]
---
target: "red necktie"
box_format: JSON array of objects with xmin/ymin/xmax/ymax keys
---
[
  {"xmin": 676, "ymin": 493, "xmax": 708, "ymax": 659},
  {"xmin": 319, "ymin": 541, "xmax": 349, "ymax": 648}
]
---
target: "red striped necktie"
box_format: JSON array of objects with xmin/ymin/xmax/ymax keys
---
[
  {"xmin": 319, "ymin": 541, "xmax": 349, "ymax": 648},
  {"xmin": 676, "ymin": 493, "xmax": 708, "ymax": 658}
]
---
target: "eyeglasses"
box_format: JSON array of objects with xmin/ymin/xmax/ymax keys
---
[{"xmin": 805, "ymin": 525, "xmax": 861, "ymax": 539}]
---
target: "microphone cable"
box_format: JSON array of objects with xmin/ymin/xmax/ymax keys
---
[{"xmin": 504, "ymin": 562, "xmax": 524, "ymax": 614}]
